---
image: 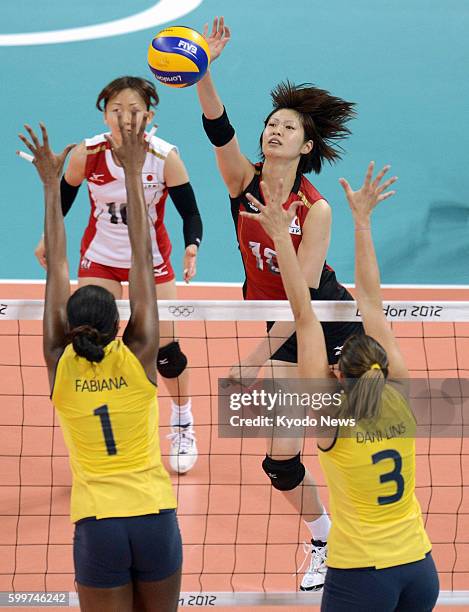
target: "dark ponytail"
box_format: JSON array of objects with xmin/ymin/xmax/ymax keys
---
[
  {"xmin": 68, "ymin": 325, "xmax": 106, "ymax": 363},
  {"xmin": 66, "ymin": 285, "xmax": 119, "ymax": 363}
]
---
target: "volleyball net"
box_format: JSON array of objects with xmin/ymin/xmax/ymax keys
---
[{"xmin": 1, "ymin": 298, "xmax": 469, "ymax": 607}]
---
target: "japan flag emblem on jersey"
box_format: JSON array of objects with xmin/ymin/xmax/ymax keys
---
[
  {"xmin": 288, "ymin": 216, "xmax": 301, "ymax": 235},
  {"xmin": 143, "ymin": 172, "xmax": 158, "ymax": 189}
]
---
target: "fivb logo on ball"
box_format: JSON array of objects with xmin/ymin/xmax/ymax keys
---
[
  {"xmin": 177, "ymin": 39, "xmax": 198, "ymax": 57},
  {"xmin": 148, "ymin": 26, "xmax": 211, "ymax": 88}
]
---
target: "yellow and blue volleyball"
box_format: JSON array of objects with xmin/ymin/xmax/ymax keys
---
[{"xmin": 148, "ymin": 26, "xmax": 210, "ymax": 88}]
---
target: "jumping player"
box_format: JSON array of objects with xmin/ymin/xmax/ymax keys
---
[
  {"xmin": 19, "ymin": 113, "xmax": 182, "ymax": 611},
  {"xmin": 242, "ymin": 166, "xmax": 439, "ymax": 611},
  {"xmin": 33, "ymin": 76, "xmax": 200, "ymax": 473},
  {"xmin": 196, "ymin": 17, "xmax": 362, "ymax": 589}
]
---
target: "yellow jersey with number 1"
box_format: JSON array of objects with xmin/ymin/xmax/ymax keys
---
[
  {"xmin": 318, "ymin": 384, "xmax": 431, "ymax": 569},
  {"xmin": 52, "ymin": 339, "xmax": 176, "ymax": 523}
]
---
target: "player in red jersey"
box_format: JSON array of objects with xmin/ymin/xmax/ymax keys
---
[
  {"xmin": 196, "ymin": 18, "xmax": 362, "ymax": 591},
  {"xmin": 33, "ymin": 77, "xmax": 200, "ymax": 474}
]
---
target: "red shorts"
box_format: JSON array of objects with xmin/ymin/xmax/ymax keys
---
[{"xmin": 78, "ymin": 257, "xmax": 175, "ymax": 285}]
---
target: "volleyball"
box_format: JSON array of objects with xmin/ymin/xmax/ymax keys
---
[{"xmin": 148, "ymin": 26, "xmax": 211, "ymax": 88}]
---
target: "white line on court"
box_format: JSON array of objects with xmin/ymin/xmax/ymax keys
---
[{"xmin": 0, "ymin": 0, "xmax": 203, "ymax": 46}]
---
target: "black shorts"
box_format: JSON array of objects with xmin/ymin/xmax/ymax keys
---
[
  {"xmin": 73, "ymin": 510, "xmax": 182, "ymax": 588},
  {"xmin": 321, "ymin": 552, "xmax": 439, "ymax": 612},
  {"xmin": 267, "ymin": 319, "xmax": 363, "ymax": 365},
  {"xmin": 267, "ymin": 280, "xmax": 363, "ymax": 365}
]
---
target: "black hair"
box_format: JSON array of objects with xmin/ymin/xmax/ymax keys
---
[
  {"xmin": 260, "ymin": 80, "xmax": 356, "ymax": 174},
  {"xmin": 66, "ymin": 286, "xmax": 119, "ymax": 363},
  {"xmin": 96, "ymin": 76, "xmax": 159, "ymax": 111}
]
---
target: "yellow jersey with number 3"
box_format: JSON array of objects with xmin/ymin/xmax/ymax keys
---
[
  {"xmin": 52, "ymin": 339, "xmax": 176, "ymax": 523},
  {"xmin": 318, "ymin": 383, "xmax": 431, "ymax": 569}
]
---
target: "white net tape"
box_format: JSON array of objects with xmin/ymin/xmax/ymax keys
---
[{"xmin": 1, "ymin": 299, "xmax": 469, "ymax": 322}]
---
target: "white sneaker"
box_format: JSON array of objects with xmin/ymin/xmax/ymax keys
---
[
  {"xmin": 167, "ymin": 424, "xmax": 198, "ymax": 474},
  {"xmin": 299, "ymin": 539, "xmax": 327, "ymax": 591}
]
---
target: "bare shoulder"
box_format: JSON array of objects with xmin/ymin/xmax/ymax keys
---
[
  {"xmin": 164, "ymin": 147, "xmax": 184, "ymax": 171},
  {"xmin": 311, "ymin": 198, "xmax": 331, "ymax": 216},
  {"xmin": 65, "ymin": 141, "xmax": 87, "ymax": 183},
  {"xmin": 302, "ymin": 198, "xmax": 331, "ymax": 231},
  {"xmin": 164, "ymin": 148, "xmax": 189, "ymax": 186},
  {"xmin": 70, "ymin": 141, "xmax": 87, "ymax": 162}
]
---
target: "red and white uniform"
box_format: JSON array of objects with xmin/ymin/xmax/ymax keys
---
[{"xmin": 79, "ymin": 132, "xmax": 175, "ymax": 279}]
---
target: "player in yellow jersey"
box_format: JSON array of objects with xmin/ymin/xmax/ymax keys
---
[
  {"xmin": 241, "ymin": 165, "xmax": 439, "ymax": 610},
  {"xmin": 18, "ymin": 112, "xmax": 181, "ymax": 611}
]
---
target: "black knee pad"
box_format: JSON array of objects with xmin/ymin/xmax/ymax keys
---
[
  {"xmin": 157, "ymin": 341, "xmax": 188, "ymax": 379},
  {"xmin": 262, "ymin": 453, "xmax": 306, "ymax": 491}
]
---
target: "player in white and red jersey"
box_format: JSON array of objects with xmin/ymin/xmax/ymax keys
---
[
  {"xmin": 34, "ymin": 76, "xmax": 201, "ymax": 474},
  {"xmin": 196, "ymin": 18, "xmax": 362, "ymax": 591},
  {"xmin": 79, "ymin": 131, "xmax": 176, "ymax": 275}
]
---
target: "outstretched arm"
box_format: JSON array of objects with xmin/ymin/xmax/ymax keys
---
[
  {"xmin": 339, "ymin": 162, "xmax": 407, "ymax": 379},
  {"xmin": 240, "ymin": 180, "xmax": 330, "ymax": 380},
  {"xmin": 197, "ymin": 17, "xmax": 254, "ymax": 196},
  {"xmin": 105, "ymin": 111, "xmax": 158, "ymax": 380},
  {"xmin": 32, "ymin": 142, "xmax": 86, "ymax": 271},
  {"xmin": 18, "ymin": 125, "xmax": 75, "ymax": 383}
]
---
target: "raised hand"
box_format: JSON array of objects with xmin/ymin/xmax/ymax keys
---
[
  {"xmin": 203, "ymin": 16, "xmax": 231, "ymax": 62},
  {"xmin": 339, "ymin": 162, "xmax": 398, "ymax": 223},
  {"xmin": 240, "ymin": 179, "xmax": 301, "ymax": 240},
  {"xmin": 17, "ymin": 123, "xmax": 75, "ymax": 185},
  {"xmin": 104, "ymin": 109, "xmax": 148, "ymax": 174}
]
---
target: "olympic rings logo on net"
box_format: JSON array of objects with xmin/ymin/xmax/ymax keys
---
[{"xmin": 168, "ymin": 305, "xmax": 195, "ymax": 318}]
